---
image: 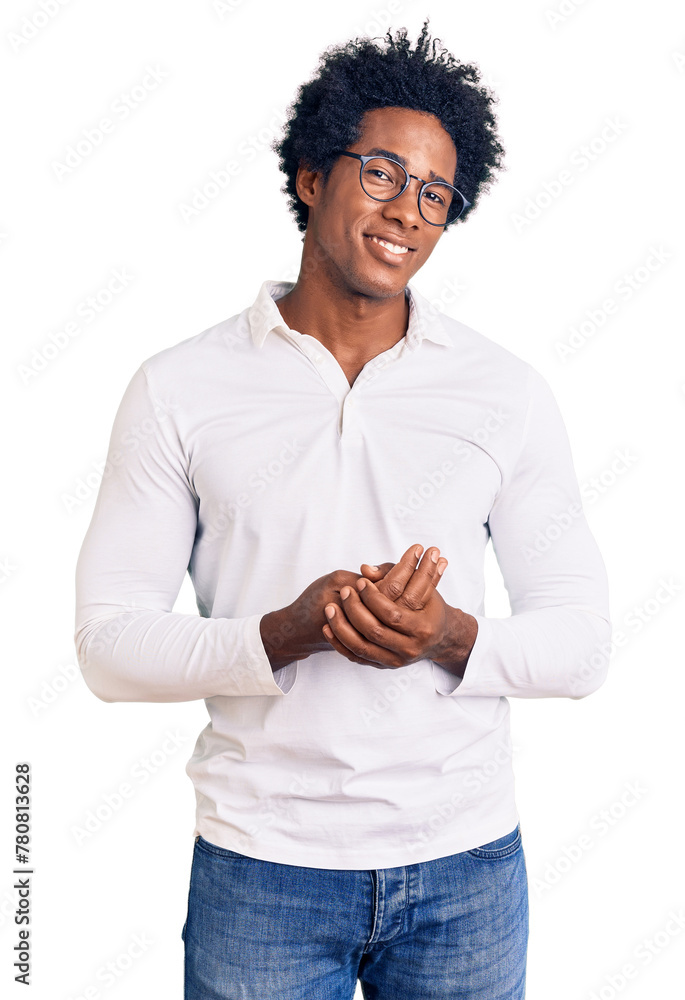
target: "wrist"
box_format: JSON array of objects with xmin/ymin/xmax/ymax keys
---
[
  {"xmin": 431, "ymin": 606, "xmax": 478, "ymax": 680},
  {"xmin": 259, "ymin": 608, "xmax": 301, "ymax": 673}
]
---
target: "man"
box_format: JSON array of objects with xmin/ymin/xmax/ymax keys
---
[{"xmin": 74, "ymin": 20, "xmax": 612, "ymax": 999}]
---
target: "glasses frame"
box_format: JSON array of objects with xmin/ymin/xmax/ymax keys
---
[{"xmin": 334, "ymin": 150, "xmax": 471, "ymax": 226}]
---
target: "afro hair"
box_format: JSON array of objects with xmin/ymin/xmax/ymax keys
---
[{"xmin": 271, "ymin": 17, "xmax": 506, "ymax": 236}]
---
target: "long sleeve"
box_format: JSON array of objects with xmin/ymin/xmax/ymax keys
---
[
  {"xmin": 74, "ymin": 364, "xmax": 288, "ymax": 703},
  {"xmin": 434, "ymin": 365, "xmax": 612, "ymax": 700}
]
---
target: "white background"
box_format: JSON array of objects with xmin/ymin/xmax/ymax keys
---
[{"xmin": 2, "ymin": 0, "xmax": 684, "ymax": 997}]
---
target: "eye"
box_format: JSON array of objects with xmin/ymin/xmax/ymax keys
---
[{"xmin": 424, "ymin": 190, "xmax": 445, "ymax": 206}]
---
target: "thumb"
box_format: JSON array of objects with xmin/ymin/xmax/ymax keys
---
[{"xmin": 360, "ymin": 561, "xmax": 395, "ymax": 579}]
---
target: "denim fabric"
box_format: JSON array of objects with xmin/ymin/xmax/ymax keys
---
[{"xmin": 182, "ymin": 824, "xmax": 528, "ymax": 999}]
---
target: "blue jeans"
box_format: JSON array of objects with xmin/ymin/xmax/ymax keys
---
[{"xmin": 182, "ymin": 824, "xmax": 528, "ymax": 999}]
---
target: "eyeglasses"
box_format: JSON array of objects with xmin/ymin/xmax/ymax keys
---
[{"xmin": 333, "ymin": 151, "xmax": 471, "ymax": 226}]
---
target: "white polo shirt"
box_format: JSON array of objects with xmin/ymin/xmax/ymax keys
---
[{"xmin": 74, "ymin": 278, "xmax": 612, "ymax": 869}]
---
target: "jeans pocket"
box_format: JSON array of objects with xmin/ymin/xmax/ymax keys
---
[
  {"xmin": 194, "ymin": 835, "xmax": 247, "ymax": 860},
  {"xmin": 466, "ymin": 823, "xmax": 522, "ymax": 859}
]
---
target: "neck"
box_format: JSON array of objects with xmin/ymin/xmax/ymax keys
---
[{"xmin": 275, "ymin": 247, "xmax": 410, "ymax": 364}]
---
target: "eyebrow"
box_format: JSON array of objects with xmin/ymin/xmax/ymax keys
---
[{"xmin": 365, "ymin": 147, "xmax": 453, "ymax": 186}]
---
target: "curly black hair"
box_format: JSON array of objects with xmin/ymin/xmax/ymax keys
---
[{"xmin": 271, "ymin": 17, "xmax": 506, "ymax": 236}]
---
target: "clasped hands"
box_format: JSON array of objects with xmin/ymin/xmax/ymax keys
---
[{"xmin": 321, "ymin": 543, "xmax": 475, "ymax": 675}]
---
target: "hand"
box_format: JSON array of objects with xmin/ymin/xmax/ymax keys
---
[
  {"xmin": 260, "ymin": 544, "xmax": 446, "ymax": 671},
  {"xmin": 358, "ymin": 544, "xmax": 448, "ymax": 602},
  {"xmin": 322, "ymin": 545, "xmax": 456, "ymax": 669}
]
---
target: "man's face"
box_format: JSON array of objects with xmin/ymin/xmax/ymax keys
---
[{"xmin": 297, "ymin": 106, "xmax": 459, "ymax": 300}]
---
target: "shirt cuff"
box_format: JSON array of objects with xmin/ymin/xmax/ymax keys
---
[
  {"xmin": 247, "ymin": 613, "xmax": 298, "ymax": 695},
  {"xmin": 431, "ymin": 614, "xmax": 493, "ymax": 697}
]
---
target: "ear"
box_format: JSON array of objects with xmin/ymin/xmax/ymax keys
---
[{"xmin": 294, "ymin": 162, "xmax": 323, "ymax": 208}]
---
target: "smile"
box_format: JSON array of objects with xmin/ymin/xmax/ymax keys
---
[{"xmin": 366, "ymin": 235, "xmax": 411, "ymax": 255}]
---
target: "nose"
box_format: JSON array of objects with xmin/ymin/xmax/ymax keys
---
[{"xmin": 380, "ymin": 176, "xmax": 423, "ymax": 228}]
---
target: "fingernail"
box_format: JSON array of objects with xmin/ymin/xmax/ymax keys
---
[
  {"xmin": 437, "ymin": 560, "xmax": 446, "ymax": 575},
  {"xmin": 369, "ymin": 565, "xmax": 378, "ymax": 572},
  {"xmin": 431, "ymin": 549, "xmax": 439, "ymax": 563},
  {"xmin": 414, "ymin": 545, "xmax": 423, "ymax": 559},
  {"xmin": 341, "ymin": 587, "xmax": 350, "ymax": 600},
  {"xmin": 325, "ymin": 606, "xmax": 335, "ymax": 618},
  {"xmin": 357, "ymin": 579, "xmax": 367, "ymax": 591}
]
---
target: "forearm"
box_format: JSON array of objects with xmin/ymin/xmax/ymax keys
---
[
  {"xmin": 431, "ymin": 606, "xmax": 479, "ymax": 681},
  {"xmin": 433, "ymin": 605, "xmax": 612, "ymax": 699},
  {"xmin": 75, "ymin": 608, "xmax": 285, "ymax": 702},
  {"xmin": 259, "ymin": 605, "xmax": 328, "ymax": 672}
]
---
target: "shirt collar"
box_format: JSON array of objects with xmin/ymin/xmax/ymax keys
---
[{"xmin": 247, "ymin": 279, "xmax": 455, "ymax": 351}]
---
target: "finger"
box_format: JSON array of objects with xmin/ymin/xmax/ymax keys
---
[
  {"xmin": 359, "ymin": 561, "xmax": 394, "ymax": 580},
  {"xmin": 352, "ymin": 578, "xmax": 420, "ymax": 637},
  {"xmin": 324, "ymin": 600, "xmax": 404, "ymax": 668},
  {"xmin": 321, "ymin": 623, "xmax": 381, "ymax": 666},
  {"xmin": 398, "ymin": 546, "xmax": 446, "ymax": 610},
  {"xmin": 373, "ymin": 544, "xmax": 425, "ymax": 602}
]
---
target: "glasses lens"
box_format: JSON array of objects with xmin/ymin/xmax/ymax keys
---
[
  {"xmin": 360, "ymin": 157, "xmax": 406, "ymax": 200},
  {"xmin": 420, "ymin": 182, "xmax": 465, "ymax": 225}
]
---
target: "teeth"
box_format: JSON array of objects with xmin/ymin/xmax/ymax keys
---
[{"xmin": 369, "ymin": 235, "xmax": 409, "ymax": 255}]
